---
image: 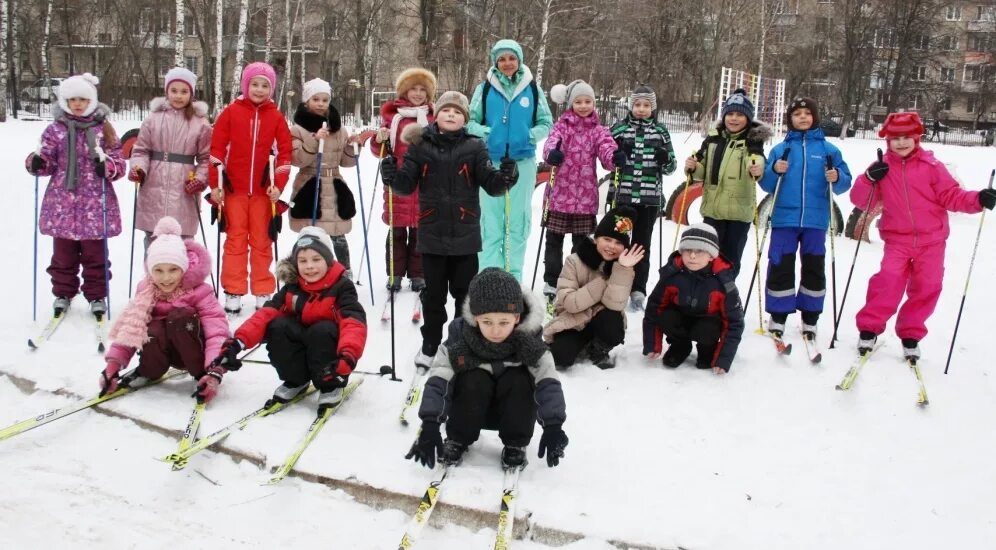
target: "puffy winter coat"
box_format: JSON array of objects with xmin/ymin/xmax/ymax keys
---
[
  {"xmin": 609, "ymin": 114, "xmax": 677, "ymax": 207},
  {"xmin": 542, "ymin": 109, "xmax": 617, "ymax": 215},
  {"xmin": 235, "ymin": 260, "xmax": 367, "ymax": 368},
  {"xmin": 370, "ymin": 98, "xmax": 434, "ymax": 227},
  {"xmin": 851, "ymin": 147, "xmax": 982, "ymax": 247},
  {"xmin": 642, "ymin": 252, "xmax": 744, "ymax": 372},
  {"xmin": 105, "ymin": 238, "xmax": 228, "ymax": 369},
  {"xmin": 691, "ymin": 121, "xmax": 771, "ymax": 222},
  {"xmin": 419, "ymin": 291, "xmax": 567, "ymax": 428},
  {"xmin": 289, "ymin": 103, "xmax": 357, "ymax": 236},
  {"xmin": 28, "ymin": 103, "xmax": 126, "ymax": 240},
  {"xmin": 387, "ymin": 123, "xmax": 512, "ymax": 256},
  {"xmin": 467, "ymin": 39, "xmax": 553, "ymax": 162},
  {"xmin": 208, "ymin": 97, "xmax": 292, "ymax": 194},
  {"xmin": 129, "ymin": 98, "xmax": 212, "ymax": 235},
  {"xmin": 760, "ymin": 128, "xmax": 852, "ymax": 230},
  {"xmin": 543, "ymin": 238, "xmax": 635, "ymax": 342}
]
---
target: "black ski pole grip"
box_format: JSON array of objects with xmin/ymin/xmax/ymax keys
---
[
  {"xmin": 826, "ymin": 155, "xmax": 833, "ymax": 170},
  {"xmin": 780, "ymin": 148, "xmax": 791, "ymax": 161},
  {"xmin": 877, "ymin": 148, "xmax": 884, "ymax": 162}
]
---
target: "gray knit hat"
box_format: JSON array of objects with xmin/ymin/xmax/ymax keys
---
[
  {"xmin": 629, "ymin": 85, "xmax": 657, "ymax": 112},
  {"xmin": 550, "ymin": 79, "xmax": 596, "ymax": 107},
  {"xmin": 435, "ymin": 90, "xmax": 469, "ymax": 120},
  {"xmin": 679, "ymin": 223, "xmax": 720, "ymax": 258},
  {"xmin": 721, "ymin": 88, "xmax": 755, "ymax": 121},
  {"xmin": 292, "ymin": 226, "xmax": 335, "ymax": 266},
  {"xmin": 467, "ymin": 267, "xmax": 524, "ymax": 316}
]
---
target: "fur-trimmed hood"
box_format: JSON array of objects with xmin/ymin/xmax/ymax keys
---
[
  {"xmin": 711, "ymin": 119, "xmax": 773, "ymax": 143},
  {"xmin": 293, "ymin": 101, "xmax": 342, "ymax": 133},
  {"xmin": 148, "ymin": 97, "xmax": 209, "ymax": 117},
  {"xmin": 400, "ymin": 122, "xmax": 467, "ymax": 148},
  {"xmin": 461, "ymin": 284, "xmax": 545, "ymax": 334},
  {"xmin": 401, "ymin": 121, "xmax": 427, "ymax": 145}
]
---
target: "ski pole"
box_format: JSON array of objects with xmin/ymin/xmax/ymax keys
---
[
  {"xmin": 33, "ymin": 170, "xmax": 39, "ymax": 322},
  {"xmin": 197, "ymin": 204, "xmax": 217, "ymax": 294},
  {"xmin": 353, "ymin": 142, "xmax": 375, "ymax": 305},
  {"xmin": 188, "ymin": 170, "xmax": 216, "ymax": 293},
  {"xmin": 944, "ymin": 168, "xmax": 994, "ymax": 374},
  {"xmin": 269, "ymin": 157, "xmax": 280, "ymax": 293},
  {"xmin": 749, "ymin": 158, "xmax": 764, "ymax": 331},
  {"xmin": 671, "ymin": 152, "xmax": 700, "ymax": 252},
  {"xmin": 829, "ymin": 148, "xmax": 882, "ymax": 349},
  {"xmin": 216, "ymin": 165, "xmax": 224, "ymax": 298},
  {"xmin": 531, "ymin": 143, "xmax": 559, "ymax": 290},
  {"xmin": 311, "ymin": 123, "xmax": 326, "ymax": 225},
  {"xmin": 744, "ymin": 148, "xmax": 792, "ymax": 318},
  {"xmin": 503, "ymin": 145, "xmax": 512, "ymax": 273},
  {"xmin": 826, "ymin": 155, "xmax": 839, "ymax": 344},
  {"xmin": 101, "ymin": 175, "xmax": 111, "ymax": 320},
  {"xmin": 127, "ymin": 182, "xmax": 138, "ymax": 298},
  {"xmin": 356, "ymin": 142, "xmax": 386, "ymax": 286},
  {"xmin": 610, "ymin": 167, "xmax": 620, "ymax": 209},
  {"xmin": 385, "ymin": 185, "xmax": 399, "ymax": 381}
]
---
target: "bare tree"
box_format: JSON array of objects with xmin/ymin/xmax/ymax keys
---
[
  {"xmin": 1, "ymin": 0, "xmax": 9, "ymax": 121},
  {"xmin": 231, "ymin": 0, "xmax": 249, "ymax": 98},
  {"xmin": 174, "ymin": 0, "xmax": 185, "ymax": 66},
  {"xmin": 264, "ymin": 0, "xmax": 274, "ymax": 63},
  {"xmin": 40, "ymin": 0, "xmax": 52, "ymax": 101},
  {"xmin": 832, "ymin": 0, "xmax": 878, "ymax": 136},
  {"xmin": 215, "ymin": 0, "xmax": 224, "ymax": 110}
]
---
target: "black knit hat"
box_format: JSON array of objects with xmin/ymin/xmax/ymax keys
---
[
  {"xmin": 787, "ymin": 97, "xmax": 821, "ymax": 130},
  {"xmin": 594, "ymin": 206, "xmax": 637, "ymax": 247},
  {"xmin": 467, "ymin": 267, "xmax": 524, "ymax": 316},
  {"xmin": 721, "ymin": 88, "xmax": 755, "ymax": 121},
  {"xmin": 679, "ymin": 223, "xmax": 720, "ymax": 258}
]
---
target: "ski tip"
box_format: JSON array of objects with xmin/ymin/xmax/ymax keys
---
[
  {"xmin": 27, "ymin": 339, "xmax": 38, "ymax": 350},
  {"xmin": 835, "ymin": 384, "xmax": 845, "ymax": 391},
  {"xmin": 782, "ymin": 344, "xmax": 793, "ymax": 355},
  {"xmin": 811, "ymin": 353, "xmax": 823, "ymax": 364},
  {"xmin": 97, "ymin": 342, "xmax": 106, "ymax": 353}
]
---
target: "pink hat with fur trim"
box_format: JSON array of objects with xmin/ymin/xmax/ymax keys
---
[{"xmin": 240, "ymin": 62, "xmax": 277, "ymax": 99}]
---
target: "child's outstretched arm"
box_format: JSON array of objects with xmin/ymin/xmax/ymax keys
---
[
  {"xmin": 595, "ymin": 126, "xmax": 619, "ymax": 171},
  {"xmin": 932, "ymin": 162, "xmax": 985, "ymax": 214},
  {"xmin": 656, "ymin": 125, "xmax": 677, "ymax": 175},
  {"xmin": 851, "ymin": 149, "xmax": 885, "ymax": 211},
  {"xmin": 465, "ymin": 81, "xmax": 490, "ymax": 140},
  {"xmin": 273, "ymin": 118, "xmax": 294, "ymax": 191},
  {"xmin": 194, "ymin": 287, "xmax": 231, "ymax": 370},
  {"xmin": 233, "ymin": 287, "xmax": 291, "ymax": 349},
  {"xmin": 759, "ymin": 143, "xmax": 787, "ymax": 193},
  {"xmin": 828, "ymin": 145, "xmax": 853, "ymax": 195},
  {"xmin": 473, "ymin": 141, "xmax": 515, "ymax": 197},
  {"xmin": 332, "ymin": 280, "xmax": 368, "ymax": 371},
  {"xmin": 714, "ymin": 281, "xmax": 745, "ymax": 373}
]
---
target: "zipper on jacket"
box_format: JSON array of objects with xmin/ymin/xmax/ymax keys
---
[
  {"xmin": 901, "ymin": 159, "xmax": 918, "ymax": 247},
  {"xmin": 459, "ymin": 163, "xmax": 470, "ymax": 186},
  {"xmin": 800, "ymin": 137, "xmax": 807, "ymax": 227},
  {"xmin": 459, "ymin": 206, "xmax": 478, "ymax": 220},
  {"xmin": 249, "ymin": 107, "xmax": 260, "ymax": 195}
]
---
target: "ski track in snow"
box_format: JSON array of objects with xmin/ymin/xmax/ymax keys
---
[{"xmin": 2, "ymin": 118, "xmax": 996, "ymax": 549}]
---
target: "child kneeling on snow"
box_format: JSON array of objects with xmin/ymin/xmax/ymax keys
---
[
  {"xmin": 101, "ymin": 217, "xmax": 229, "ymax": 400},
  {"xmin": 405, "ymin": 268, "xmax": 568, "ymax": 470},
  {"xmin": 642, "ymin": 224, "xmax": 744, "ymax": 374},
  {"xmin": 212, "ymin": 227, "xmax": 367, "ymax": 410},
  {"xmin": 543, "ymin": 206, "xmax": 645, "ymax": 369}
]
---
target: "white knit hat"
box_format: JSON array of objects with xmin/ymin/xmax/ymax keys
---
[
  {"xmin": 57, "ymin": 73, "xmax": 100, "ymax": 117},
  {"xmin": 302, "ymin": 78, "xmax": 332, "ymax": 103},
  {"xmin": 146, "ymin": 217, "xmax": 189, "ymax": 272},
  {"xmin": 164, "ymin": 67, "xmax": 197, "ymax": 96},
  {"xmin": 292, "ymin": 226, "xmax": 335, "ymax": 266}
]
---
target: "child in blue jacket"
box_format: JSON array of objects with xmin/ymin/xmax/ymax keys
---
[{"xmin": 759, "ymin": 97, "xmax": 851, "ymax": 338}]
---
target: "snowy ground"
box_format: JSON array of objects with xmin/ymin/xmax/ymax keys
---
[{"xmin": 2, "ymin": 117, "xmax": 995, "ymax": 549}]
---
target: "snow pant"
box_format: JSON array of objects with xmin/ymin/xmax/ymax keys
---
[
  {"xmin": 421, "ymin": 253, "xmax": 478, "ymax": 355},
  {"xmin": 856, "ymin": 240, "xmax": 944, "ymax": 341},
  {"xmin": 136, "ymin": 307, "xmax": 206, "ymax": 379},
  {"xmin": 655, "ymin": 308, "xmax": 723, "ymax": 365},
  {"xmin": 765, "ymin": 227, "xmax": 826, "ymax": 317},
  {"xmin": 631, "ymin": 205, "xmax": 660, "ymax": 294},
  {"xmin": 48, "ymin": 237, "xmax": 110, "ymax": 301},
  {"xmin": 548, "ymin": 309, "xmax": 626, "ymax": 367},
  {"xmin": 479, "ymin": 158, "xmax": 537, "ymax": 281},
  {"xmin": 445, "ymin": 367, "xmax": 536, "ymax": 448},
  {"xmin": 386, "ymin": 226, "xmax": 423, "ymax": 279},
  {"xmin": 221, "ymin": 194, "xmax": 275, "ymax": 296},
  {"xmin": 703, "ymin": 217, "xmax": 751, "ymax": 279},
  {"xmin": 543, "ymin": 231, "xmax": 584, "ymax": 288},
  {"xmin": 265, "ymin": 317, "xmax": 341, "ymax": 387},
  {"xmin": 330, "ymin": 235, "xmax": 351, "ymax": 271}
]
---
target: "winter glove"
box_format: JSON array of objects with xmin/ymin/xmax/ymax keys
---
[
  {"xmin": 317, "ymin": 355, "xmax": 354, "ymax": 392},
  {"xmin": 375, "ymin": 127, "xmax": 390, "ymax": 143},
  {"xmin": 979, "ymin": 188, "xmax": 996, "ymax": 210},
  {"xmin": 212, "ymin": 338, "xmax": 244, "ymax": 370},
  {"xmin": 184, "ymin": 177, "xmax": 207, "ymax": 195},
  {"xmin": 30, "ymin": 154, "xmax": 46, "ymax": 174},
  {"xmin": 94, "ymin": 159, "xmax": 106, "ymax": 178},
  {"xmin": 404, "ymin": 421, "xmax": 443, "ymax": 469},
  {"xmin": 499, "ymin": 157, "xmax": 519, "ymax": 186},
  {"xmin": 193, "ymin": 365, "xmax": 226, "ymax": 403},
  {"xmin": 545, "ymin": 148, "xmax": 565, "ymax": 166},
  {"xmin": 654, "ymin": 147, "xmax": 671, "ymax": 165},
  {"xmin": 865, "ymin": 149, "xmax": 889, "ymax": 183},
  {"xmin": 380, "ymin": 157, "xmax": 397, "ymax": 183},
  {"xmin": 99, "ymin": 361, "xmax": 123, "ymax": 397},
  {"xmin": 128, "ymin": 167, "xmax": 146, "ymax": 185},
  {"xmin": 612, "ymin": 149, "xmax": 627, "ymax": 171},
  {"xmin": 537, "ymin": 425, "xmax": 569, "ymax": 467}
]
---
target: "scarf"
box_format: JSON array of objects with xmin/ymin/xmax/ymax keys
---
[
  {"xmin": 63, "ymin": 115, "xmax": 102, "ymax": 191},
  {"xmin": 391, "ymin": 105, "xmax": 431, "ymax": 150},
  {"xmin": 109, "ymin": 280, "xmax": 190, "ymax": 349},
  {"xmin": 576, "ymin": 237, "xmax": 617, "ymax": 277},
  {"xmin": 446, "ymin": 321, "xmax": 548, "ymax": 374},
  {"xmin": 293, "ymin": 102, "xmax": 342, "ymax": 134}
]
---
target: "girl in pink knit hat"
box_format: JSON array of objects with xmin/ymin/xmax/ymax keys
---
[{"xmin": 100, "ymin": 216, "xmax": 231, "ymax": 403}]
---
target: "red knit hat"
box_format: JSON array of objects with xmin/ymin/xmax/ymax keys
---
[{"xmin": 879, "ymin": 112, "xmax": 925, "ymax": 138}]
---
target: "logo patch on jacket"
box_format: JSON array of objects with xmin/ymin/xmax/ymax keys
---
[{"xmin": 520, "ymin": 97, "xmax": 531, "ymax": 108}]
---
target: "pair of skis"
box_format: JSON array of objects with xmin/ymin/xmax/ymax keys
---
[
  {"xmin": 835, "ymin": 344, "xmax": 929, "ymax": 405},
  {"xmin": 382, "ymin": 294, "xmax": 423, "ymax": 323},
  {"xmin": 28, "ymin": 311, "xmax": 107, "ymax": 353},
  {"xmin": 399, "ymin": 464, "xmax": 523, "ymax": 549},
  {"xmin": 764, "ymin": 330, "xmax": 823, "ymax": 364}
]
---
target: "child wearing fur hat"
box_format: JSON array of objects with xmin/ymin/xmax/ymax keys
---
[
  {"xmin": 212, "ymin": 226, "xmax": 368, "ymax": 409},
  {"xmin": 684, "ymin": 88, "xmax": 771, "ymax": 280},
  {"xmin": 371, "ymin": 68, "xmax": 437, "ymax": 292},
  {"xmin": 26, "ymin": 73, "xmax": 127, "ymax": 318},
  {"xmin": 208, "ymin": 62, "xmax": 293, "ymax": 314},
  {"xmin": 544, "ymin": 206, "xmax": 645, "ymax": 369},
  {"xmin": 540, "ymin": 79, "xmax": 621, "ymax": 300},
  {"xmin": 643, "ymin": 224, "xmax": 744, "ymax": 373},
  {"xmin": 759, "ymin": 96, "xmax": 852, "ymax": 339},
  {"xmin": 850, "ymin": 112, "xmax": 996, "ymax": 360},
  {"xmin": 128, "ymin": 67, "xmax": 212, "ymax": 247},
  {"xmin": 380, "ymin": 91, "xmax": 519, "ymax": 372},
  {"xmin": 100, "ymin": 217, "xmax": 230, "ymax": 401},
  {"xmin": 404, "ymin": 268, "xmax": 568, "ymax": 470},
  {"xmin": 288, "ymin": 77, "xmax": 358, "ymax": 277},
  {"xmin": 610, "ymin": 85, "xmax": 677, "ymax": 310}
]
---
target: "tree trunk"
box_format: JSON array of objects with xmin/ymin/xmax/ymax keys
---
[
  {"xmin": 10, "ymin": 0, "xmax": 18, "ymax": 114},
  {"xmin": 215, "ymin": 0, "xmax": 224, "ymax": 112},
  {"xmin": 0, "ymin": 0, "xmax": 9, "ymax": 121},
  {"xmin": 533, "ymin": 0, "xmax": 552, "ymax": 87},
  {"xmin": 40, "ymin": 0, "xmax": 52, "ymax": 106},
  {"xmin": 174, "ymin": 0, "xmax": 185, "ymax": 67},
  {"xmin": 231, "ymin": 0, "xmax": 249, "ymax": 99},
  {"xmin": 264, "ymin": 0, "xmax": 273, "ymax": 64}
]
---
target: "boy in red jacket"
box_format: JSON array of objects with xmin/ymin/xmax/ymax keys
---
[
  {"xmin": 209, "ymin": 62, "xmax": 293, "ymax": 314},
  {"xmin": 851, "ymin": 112, "xmax": 996, "ymax": 360},
  {"xmin": 213, "ymin": 226, "xmax": 368, "ymax": 409}
]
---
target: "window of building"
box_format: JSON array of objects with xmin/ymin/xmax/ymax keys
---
[
  {"xmin": 965, "ymin": 65, "xmax": 984, "ymax": 81},
  {"xmin": 911, "ymin": 66, "xmax": 927, "ymax": 81},
  {"xmin": 968, "ymin": 33, "xmax": 990, "ymax": 51},
  {"xmin": 877, "ymin": 91, "xmax": 889, "ymax": 107},
  {"xmin": 914, "ymin": 34, "xmax": 930, "ymax": 50},
  {"xmin": 97, "ymin": 33, "xmax": 111, "ymax": 44},
  {"xmin": 978, "ymin": 5, "xmax": 995, "ymax": 21},
  {"xmin": 185, "ymin": 56, "xmax": 199, "ymax": 72},
  {"xmin": 941, "ymin": 35, "xmax": 959, "ymax": 50},
  {"xmin": 814, "ymin": 43, "xmax": 829, "ymax": 60},
  {"xmin": 875, "ymin": 29, "xmax": 895, "ymax": 48},
  {"xmin": 967, "ymin": 98, "xmax": 977, "ymax": 113},
  {"xmin": 941, "ymin": 67, "xmax": 956, "ymax": 82},
  {"xmin": 943, "ymin": 97, "xmax": 952, "ymax": 111},
  {"xmin": 909, "ymin": 94, "xmax": 920, "ymax": 110},
  {"xmin": 946, "ymin": 6, "xmax": 962, "ymax": 21}
]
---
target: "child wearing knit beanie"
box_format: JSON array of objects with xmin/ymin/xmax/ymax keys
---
[
  {"xmin": 404, "ymin": 268, "xmax": 568, "ymax": 470},
  {"xmin": 642, "ymin": 224, "xmax": 745, "ymax": 373},
  {"xmin": 101, "ymin": 217, "xmax": 230, "ymax": 403}
]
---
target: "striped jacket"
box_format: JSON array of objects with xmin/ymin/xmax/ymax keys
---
[{"xmin": 608, "ymin": 114, "xmax": 677, "ymax": 207}]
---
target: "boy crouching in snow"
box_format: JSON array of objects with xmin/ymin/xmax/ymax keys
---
[{"xmin": 405, "ymin": 268, "xmax": 568, "ymax": 470}]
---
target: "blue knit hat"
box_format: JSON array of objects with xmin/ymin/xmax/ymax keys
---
[{"xmin": 721, "ymin": 88, "xmax": 755, "ymax": 121}]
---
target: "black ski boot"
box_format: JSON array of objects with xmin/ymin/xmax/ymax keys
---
[
  {"xmin": 662, "ymin": 339, "xmax": 692, "ymax": 368},
  {"xmin": 587, "ymin": 339, "xmax": 615, "ymax": 370},
  {"xmin": 501, "ymin": 445, "xmax": 527, "ymax": 470},
  {"xmin": 440, "ymin": 439, "xmax": 469, "ymax": 466}
]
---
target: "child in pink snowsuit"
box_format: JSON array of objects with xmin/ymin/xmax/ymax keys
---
[
  {"xmin": 100, "ymin": 217, "xmax": 231, "ymax": 402},
  {"xmin": 541, "ymin": 80, "xmax": 621, "ymax": 295},
  {"xmin": 851, "ymin": 112, "xmax": 996, "ymax": 360}
]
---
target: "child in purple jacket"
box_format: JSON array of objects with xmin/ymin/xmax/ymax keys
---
[
  {"xmin": 25, "ymin": 73, "xmax": 127, "ymax": 318},
  {"xmin": 541, "ymin": 80, "xmax": 622, "ymax": 299}
]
